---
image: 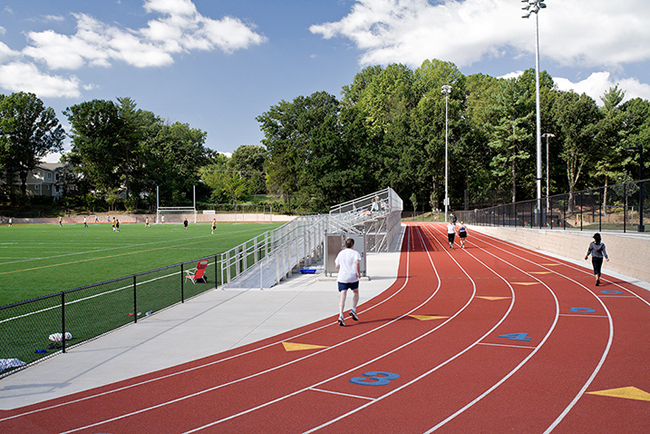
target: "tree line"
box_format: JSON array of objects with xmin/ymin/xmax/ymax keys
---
[
  {"xmin": 259, "ymin": 60, "xmax": 649, "ymax": 213},
  {"xmin": 2, "ymin": 58, "xmax": 649, "ymax": 215}
]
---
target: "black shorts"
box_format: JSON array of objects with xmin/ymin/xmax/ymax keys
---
[
  {"xmin": 338, "ymin": 281, "xmax": 359, "ymax": 291},
  {"xmin": 448, "ymin": 233, "xmax": 455, "ymax": 243},
  {"xmin": 459, "ymin": 232, "xmax": 467, "ymax": 238}
]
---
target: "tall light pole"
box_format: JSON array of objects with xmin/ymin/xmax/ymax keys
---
[
  {"xmin": 542, "ymin": 132, "xmax": 554, "ymax": 213},
  {"xmin": 442, "ymin": 84, "xmax": 452, "ymax": 222},
  {"xmin": 522, "ymin": 0, "xmax": 546, "ymax": 225}
]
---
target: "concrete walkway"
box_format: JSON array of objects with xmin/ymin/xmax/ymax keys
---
[{"xmin": 0, "ymin": 246, "xmax": 403, "ymax": 410}]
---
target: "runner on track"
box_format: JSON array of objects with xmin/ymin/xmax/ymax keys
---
[
  {"xmin": 447, "ymin": 222, "xmax": 456, "ymax": 249},
  {"xmin": 335, "ymin": 238, "xmax": 361, "ymax": 327},
  {"xmin": 458, "ymin": 221, "xmax": 468, "ymax": 249}
]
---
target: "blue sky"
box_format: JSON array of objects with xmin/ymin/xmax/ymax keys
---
[{"xmin": 1, "ymin": 0, "xmax": 649, "ymax": 162}]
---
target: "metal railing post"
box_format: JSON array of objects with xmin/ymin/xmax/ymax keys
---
[
  {"xmin": 133, "ymin": 276, "xmax": 138, "ymax": 323},
  {"xmin": 61, "ymin": 292, "xmax": 66, "ymax": 353}
]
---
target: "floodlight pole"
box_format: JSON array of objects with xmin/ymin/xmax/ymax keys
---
[
  {"xmin": 442, "ymin": 84, "xmax": 452, "ymax": 222},
  {"xmin": 522, "ymin": 0, "xmax": 546, "ymax": 227}
]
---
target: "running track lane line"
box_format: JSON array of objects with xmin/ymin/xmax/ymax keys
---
[
  {"xmin": 418, "ymin": 223, "xmax": 566, "ymax": 432},
  {"xmin": 177, "ymin": 224, "xmax": 480, "ymax": 434},
  {"xmin": 463, "ymin": 229, "xmax": 616, "ymax": 433},
  {"xmin": 301, "ymin": 223, "xmax": 523, "ymax": 433}
]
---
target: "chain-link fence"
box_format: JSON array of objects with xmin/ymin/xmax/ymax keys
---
[
  {"xmin": 0, "ymin": 255, "xmax": 221, "ymax": 378},
  {"xmin": 456, "ymin": 179, "xmax": 648, "ymax": 233}
]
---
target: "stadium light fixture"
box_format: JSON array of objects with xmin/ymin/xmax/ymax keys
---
[
  {"xmin": 442, "ymin": 85, "xmax": 452, "ymax": 222},
  {"xmin": 522, "ymin": 0, "xmax": 547, "ymax": 227}
]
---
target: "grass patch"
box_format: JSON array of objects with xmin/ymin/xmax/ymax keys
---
[{"xmin": 0, "ymin": 221, "xmax": 281, "ymax": 306}]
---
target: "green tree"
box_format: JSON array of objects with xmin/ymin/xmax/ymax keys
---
[
  {"xmin": 0, "ymin": 92, "xmax": 65, "ymax": 197},
  {"xmin": 486, "ymin": 78, "xmax": 534, "ymax": 203},
  {"xmin": 552, "ymin": 91, "xmax": 601, "ymax": 207},
  {"xmin": 64, "ymin": 99, "xmax": 125, "ymax": 195},
  {"xmin": 229, "ymin": 145, "xmax": 267, "ymax": 195}
]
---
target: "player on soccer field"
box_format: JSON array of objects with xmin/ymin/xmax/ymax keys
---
[{"xmin": 211, "ymin": 218, "xmax": 216, "ymax": 234}]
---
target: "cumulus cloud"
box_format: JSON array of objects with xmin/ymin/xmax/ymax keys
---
[
  {"xmin": 0, "ymin": 0, "xmax": 266, "ymax": 98},
  {"xmin": 0, "ymin": 62, "xmax": 81, "ymax": 97},
  {"xmin": 23, "ymin": 1, "xmax": 266, "ymax": 70},
  {"xmin": 555, "ymin": 72, "xmax": 650, "ymax": 106},
  {"xmin": 310, "ymin": 0, "xmax": 650, "ymax": 70}
]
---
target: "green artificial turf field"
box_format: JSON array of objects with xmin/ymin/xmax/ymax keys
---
[{"xmin": 0, "ymin": 221, "xmax": 281, "ymax": 306}]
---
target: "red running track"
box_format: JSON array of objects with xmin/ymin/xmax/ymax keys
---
[{"xmin": 1, "ymin": 223, "xmax": 649, "ymax": 433}]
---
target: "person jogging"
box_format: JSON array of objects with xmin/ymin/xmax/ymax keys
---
[
  {"xmin": 585, "ymin": 233, "xmax": 609, "ymax": 286},
  {"xmin": 447, "ymin": 222, "xmax": 457, "ymax": 249},
  {"xmin": 211, "ymin": 218, "xmax": 217, "ymax": 234},
  {"xmin": 458, "ymin": 222, "xmax": 468, "ymax": 249},
  {"xmin": 335, "ymin": 238, "xmax": 361, "ymax": 327}
]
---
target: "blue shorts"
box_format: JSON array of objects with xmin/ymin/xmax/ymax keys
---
[{"xmin": 338, "ymin": 281, "xmax": 359, "ymax": 292}]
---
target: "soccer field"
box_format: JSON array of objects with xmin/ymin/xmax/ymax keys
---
[{"xmin": 0, "ymin": 221, "xmax": 281, "ymax": 306}]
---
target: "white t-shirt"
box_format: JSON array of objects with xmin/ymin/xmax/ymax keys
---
[
  {"xmin": 447, "ymin": 223, "xmax": 456, "ymax": 234},
  {"xmin": 335, "ymin": 248, "xmax": 361, "ymax": 283}
]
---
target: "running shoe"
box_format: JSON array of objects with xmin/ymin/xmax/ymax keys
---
[
  {"xmin": 338, "ymin": 317, "xmax": 346, "ymax": 327},
  {"xmin": 350, "ymin": 310, "xmax": 359, "ymax": 321}
]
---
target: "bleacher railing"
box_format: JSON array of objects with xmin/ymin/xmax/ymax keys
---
[
  {"xmin": 328, "ymin": 187, "xmax": 403, "ymax": 252},
  {"xmin": 455, "ymin": 179, "xmax": 648, "ymax": 233}
]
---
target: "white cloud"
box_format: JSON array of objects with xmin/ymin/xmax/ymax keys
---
[
  {"xmin": 0, "ymin": 0, "xmax": 266, "ymax": 100},
  {"xmin": 311, "ymin": 0, "xmax": 650, "ymax": 70},
  {"xmin": 0, "ymin": 62, "xmax": 81, "ymax": 97},
  {"xmin": 555, "ymin": 72, "xmax": 650, "ymax": 106},
  {"xmin": 23, "ymin": 1, "xmax": 266, "ymax": 71}
]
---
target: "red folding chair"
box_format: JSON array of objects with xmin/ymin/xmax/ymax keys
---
[{"xmin": 185, "ymin": 260, "xmax": 209, "ymax": 284}]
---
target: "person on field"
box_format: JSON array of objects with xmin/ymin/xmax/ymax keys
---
[
  {"xmin": 112, "ymin": 217, "xmax": 116, "ymax": 232},
  {"xmin": 8, "ymin": 218, "xmax": 12, "ymax": 227},
  {"xmin": 59, "ymin": 216, "xmax": 63, "ymax": 227},
  {"xmin": 585, "ymin": 233, "xmax": 609, "ymax": 286},
  {"xmin": 115, "ymin": 219, "xmax": 120, "ymax": 232},
  {"xmin": 211, "ymin": 218, "xmax": 217, "ymax": 234},
  {"xmin": 447, "ymin": 221, "xmax": 456, "ymax": 249},
  {"xmin": 335, "ymin": 238, "xmax": 361, "ymax": 327},
  {"xmin": 145, "ymin": 217, "xmax": 150, "ymax": 228},
  {"xmin": 183, "ymin": 218, "xmax": 188, "ymax": 230},
  {"xmin": 458, "ymin": 222, "xmax": 468, "ymax": 249},
  {"xmin": 83, "ymin": 217, "xmax": 88, "ymax": 228}
]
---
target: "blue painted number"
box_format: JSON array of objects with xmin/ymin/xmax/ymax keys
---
[
  {"xmin": 600, "ymin": 290, "xmax": 622, "ymax": 295},
  {"xmin": 499, "ymin": 333, "xmax": 531, "ymax": 342},
  {"xmin": 350, "ymin": 371, "xmax": 400, "ymax": 386},
  {"xmin": 571, "ymin": 307, "xmax": 596, "ymax": 313}
]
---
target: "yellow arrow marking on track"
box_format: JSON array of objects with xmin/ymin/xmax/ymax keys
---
[
  {"xmin": 282, "ymin": 342, "xmax": 328, "ymax": 352},
  {"xmin": 586, "ymin": 387, "xmax": 650, "ymax": 402},
  {"xmin": 409, "ymin": 315, "xmax": 450, "ymax": 321},
  {"xmin": 511, "ymin": 282, "xmax": 539, "ymax": 286},
  {"xmin": 476, "ymin": 296, "xmax": 511, "ymax": 301},
  {"xmin": 542, "ymin": 263, "xmax": 560, "ymax": 266},
  {"xmin": 530, "ymin": 271, "xmax": 552, "ymax": 275}
]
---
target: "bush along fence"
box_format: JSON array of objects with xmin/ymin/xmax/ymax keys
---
[
  {"xmin": 456, "ymin": 179, "xmax": 648, "ymax": 233},
  {"xmin": 0, "ymin": 215, "xmax": 327, "ymax": 378}
]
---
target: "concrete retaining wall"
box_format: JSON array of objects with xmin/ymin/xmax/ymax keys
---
[
  {"xmin": 472, "ymin": 226, "xmax": 650, "ymax": 286},
  {"xmin": 3, "ymin": 213, "xmax": 296, "ymax": 225}
]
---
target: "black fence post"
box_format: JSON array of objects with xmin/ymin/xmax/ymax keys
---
[
  {"xmin": 580, "ymin": 191, "xmax": 583, "ymax": 231},
  {"xmin": 214, "ymin": 255, "xmax": 218, "ymax": 288},
  {"xmin": 623, "ymin": 182, "xmax": 627, "ymax": 233},
  {"xmin": 133, "ymin": 276, "xmax": 138, "ymax": 323},
  {"xmin": 181, "ymin": 263, "xmax": 185, "ymax": 303},
  {"xmin": 61, "ymin": 292, "xmax": 66, "ymax": 353}
]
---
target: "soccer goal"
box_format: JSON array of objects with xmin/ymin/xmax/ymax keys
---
[{"xmin": 156, "ymin": 207, "xmax": 197, "ymax": 224}]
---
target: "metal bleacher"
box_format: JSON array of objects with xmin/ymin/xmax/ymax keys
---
[{"xmin": 223, "ymin": 188, "xmax": 403, "ymax": 290}]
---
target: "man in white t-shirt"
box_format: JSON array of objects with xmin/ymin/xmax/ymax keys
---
[
  {"xmin": 335, "ymin": 238, "xmax": 361, "ymax": 327},
  {"xmin": 447, "ymin": 222, "xmax": 456, "ymax": 249}
]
